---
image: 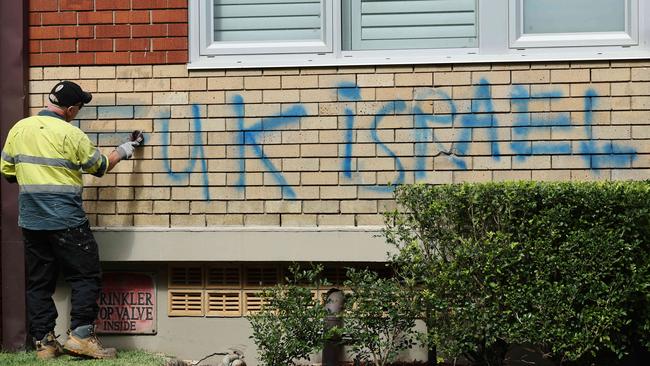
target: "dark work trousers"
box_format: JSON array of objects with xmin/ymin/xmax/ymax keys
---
[{"xmin": 22, "ymin": 221, "xmax": 102, "ymax": 340}]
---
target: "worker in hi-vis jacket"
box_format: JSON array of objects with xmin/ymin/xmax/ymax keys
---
[{"xmin": 0, "ymin": 80, "xmax": 143, "ymax": 360}]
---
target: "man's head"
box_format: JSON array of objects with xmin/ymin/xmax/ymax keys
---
[{"xmin": 48, "ymin": 81, "xmax": 92, "ymax": 122}]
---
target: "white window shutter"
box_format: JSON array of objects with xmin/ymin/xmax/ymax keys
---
[
  {"xmin": 346, "ymin": 0, "xmax": 477, "ymax": 50},
  {"xmin": 213, "ymin": 0, "xmax": 323, "ymax": 42}
]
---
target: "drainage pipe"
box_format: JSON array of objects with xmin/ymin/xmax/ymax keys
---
[
  {"xmin": 0, "ymin": 0, "xmax": 28, "ymax": 351},
  {"xmin": 322, "ymin": 288, "xmax": 345, "ymax": 366}
]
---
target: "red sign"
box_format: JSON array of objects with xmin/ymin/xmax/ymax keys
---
[{"xmin": 95, "ymin": 272, "xmax": 156, "ymax": 334}]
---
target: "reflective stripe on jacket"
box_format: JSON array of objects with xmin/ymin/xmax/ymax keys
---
[{"xmin": 0, "ymin": 110, "xmax": 108, "ymax": 229}]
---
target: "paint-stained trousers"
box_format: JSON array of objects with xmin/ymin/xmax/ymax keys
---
[{"xmin": 22, "ymin": 221, "xmax": 102, "ymax": 340}]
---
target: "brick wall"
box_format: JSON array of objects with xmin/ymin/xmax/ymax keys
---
[
  {"xmin": 28, "ymin": 63, "xmax": 650, "ymax": 227},
  {"xmin": 29, "ymin": 0, "xmax": 187, "ymax": 66}
]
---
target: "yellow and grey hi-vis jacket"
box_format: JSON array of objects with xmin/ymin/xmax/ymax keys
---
[{"xmin": 0, "ymin": 110, "xmax": 108, "ymax": 230}]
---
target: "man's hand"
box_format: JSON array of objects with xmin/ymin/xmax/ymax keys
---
[
  {"xmin": 131, "ymin": 130, "xmax": 145, "ymax": 144},
  {"xmin": 115, "ymin": 130, "xmax": 144, "ymax": 160},
  {"xmin": 116, "ymin": 141, "xmax": 139, "ymax": 160}
]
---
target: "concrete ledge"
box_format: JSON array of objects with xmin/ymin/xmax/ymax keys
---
[{"xmin": 93, "ymin": 226, "xmax": 392, "ymax": 262}]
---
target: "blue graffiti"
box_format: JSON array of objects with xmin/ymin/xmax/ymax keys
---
[
  {"xmin": 338, "ymin": 82, "xmax": 361, "ymax": 179},
  {"xmin": 414, "ymin": 89, "xmax": 456, "ymax": 177},
  {"xmin": 459, "ymin": 79, "xmax": 501, "ymax": 162},
  {"xmin": 338, "ymin": 80, "xmax": 637, "ymax": 181},
  {"xmin": 369, "ymin": 101, "xmax": 407, "ymax": 191},
  {"xmin": 160, "ymin": 104, "xmax": 211, "ymax": 200},
  {"xmin": 232, "ymin": 95, "xmax": 307, "ymax": 199},
  {"xmin": 578, "ymin": 89, "xmax": 636, "ymax": 169},
  {"xmin": 510, "ymin": 84, "xmax": 571, "ymax": 160},
  {"xmin": 87, "ymin": 79, "xmax": 638, "ymax": 202}
]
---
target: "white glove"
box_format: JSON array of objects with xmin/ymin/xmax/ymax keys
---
[{"xmin": 116, "ymin": 140, "xmax": 139, "ymax": 160}]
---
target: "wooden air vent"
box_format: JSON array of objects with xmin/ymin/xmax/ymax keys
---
[
  {"xmin": 243, "ymin": 291, "xmax": 271, "ymax": 315},
  {"xmin": 169, "ymin": 265, "xmax": 203, "ymax": 288},
  {"xmin": 244, "ymin": 266, "xmax": 279, "ymax": 287},
  {"xmin": 323, "ymin": 266, "xmax": 347, "ymax": 286},
  {"xmin": 168, "ymin": 290, "xmax": 204, "ymax": 316},
  {"xmin": 206, "ymin": 265, "xmax": 241, "ymax": 288},
  {"xmin": 206, "ymin": 291, "xmax": 242, "ymax": 317}
]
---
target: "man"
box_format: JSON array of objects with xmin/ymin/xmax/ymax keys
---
[{"xmin": 0, "ymin": 81, "xmax": 142, "ymax": 360}]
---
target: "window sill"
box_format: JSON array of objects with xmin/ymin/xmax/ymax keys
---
[{"xmin": 188, "ymin": 48, "xmax": 650, "ymax": 69}]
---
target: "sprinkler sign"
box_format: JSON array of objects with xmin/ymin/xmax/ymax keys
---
[{"xmin": 95, "ymin": 272, "xmax": 157, "ymax": 334}]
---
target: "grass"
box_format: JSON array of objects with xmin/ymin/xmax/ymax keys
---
[{"xmin": 0, "ymin": 349, "xmax": 169, "ymax": 366}]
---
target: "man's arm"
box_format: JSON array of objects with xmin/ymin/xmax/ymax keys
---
[
  {"xmin": 1, "ymin": 142, "xmax": 17, "ymax": 183},
  {"xmin": 81, "ymin": 130, "xmax": 143, "ymax": 176},
  {"xmin": 107, "ymin": 149, "xmax": 122, "ymax": 172}
]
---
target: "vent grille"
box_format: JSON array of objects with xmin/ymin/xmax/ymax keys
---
[
  {"xmin": 311, "ymin": 289, "xmax": 328, "ymax": 304},
  {"xmin": 245, "ymin": 266, "xmax": 279, "ymax": 287},
  {"xmin": 169, "ymin": 265, "xmax": 203, "ymax": 288},
  {"xmin": 322, "ymin": 266, "xmax": 347, "ymax": 286},
  {"xmin": 206, "ymin": 291, "xmax": 242, "ymax": 317},
  {"xmin": 243, "ymin": 291, "xmax": 271, "ymax": 315},
  {"xmin": 168, "ymin": 290, "xmax": 204, "ymax": 316},
  {"xmin": 206, "ymin": 265, "xmax": 241, "ymax": 288},
  {"xmin": 167, "ymin": 264, "xmax": 366, "ymax": 318}
]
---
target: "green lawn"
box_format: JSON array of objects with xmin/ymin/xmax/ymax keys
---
[{"xmin": 0, "ymin": 349, "xmax": 170, "ymax": 366}]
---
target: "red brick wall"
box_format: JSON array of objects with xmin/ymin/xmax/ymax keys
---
[{"xmin": 29, "ymin": 0, "xmax": 188, "ymax": 66}]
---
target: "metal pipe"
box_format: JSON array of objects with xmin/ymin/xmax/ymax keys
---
[
  {"xmin": 323, "ymin": 288, "xmax": 345, "ymax": 366},
  {"xmin": 0, "ymin": 0, "xmax": 28, "ymax": 351}
]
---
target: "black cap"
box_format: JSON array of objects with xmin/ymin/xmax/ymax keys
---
[{"xmin": 48, "ymin": 81, "xmax": 92, "ymax": 107}]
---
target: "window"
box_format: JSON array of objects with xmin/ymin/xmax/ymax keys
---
[
  {"xmin": 200, "ymin": 0, "xmax": 332, "ymax": 55},
  {"xmin": 189, "ymin": 0, "xmax": 649, "ymax": 68},
  {"xmin": 509, "ymin": 0, "xmax": 638, "ymax": 48},
  {"xmin": 341, "ymin": 0, "xmax": 477, "ymax": 50}
]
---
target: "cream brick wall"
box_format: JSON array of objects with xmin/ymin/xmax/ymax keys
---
[{"xmin": 28, "ymin": 62, "xmax": 650, "ymax": 228}]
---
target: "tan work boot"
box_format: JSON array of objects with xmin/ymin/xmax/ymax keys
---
[
  {"xmin": 63, "ymin": 325, "xmax": 117, "ymax": 359},
  {"xmin": 34, "ymin": 331, "xmax": 64, "ymax": 360}
]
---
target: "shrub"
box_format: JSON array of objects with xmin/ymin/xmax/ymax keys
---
[
  {"xmin": 342, "ymin": 268, "xmax": 420, "ymax": 366},
  {"xmin": 384, "ymin": 181, "xmax": 650, "ymax": 365},
  {"xmin": 247, "ymin": 265, "xmax": 330, "ymax": 366}
]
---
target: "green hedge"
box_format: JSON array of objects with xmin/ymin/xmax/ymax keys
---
[{"xmin": 384, "ymin": 181, "xmax": 650, "ymax": 365}]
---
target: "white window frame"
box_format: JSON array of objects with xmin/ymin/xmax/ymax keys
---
[
  {"xmin": 189, "ymin": 0, "xmax": 650, "ymax": 69},
  {"xmin": 197, "ymin": 0, "xmax": 333, "ymax": 55},
  {"xmin": 509, "ymin": 0, "xmax": 638, "ymax": 48}
]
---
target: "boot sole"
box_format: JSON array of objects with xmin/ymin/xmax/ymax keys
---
[
  {"xmin": 36, "ymin": 346, "xmax": 64, "ymax": 360},
  {"xmin": 64, "ymin": 347, "xmax": 117, "ymax": 359}
]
